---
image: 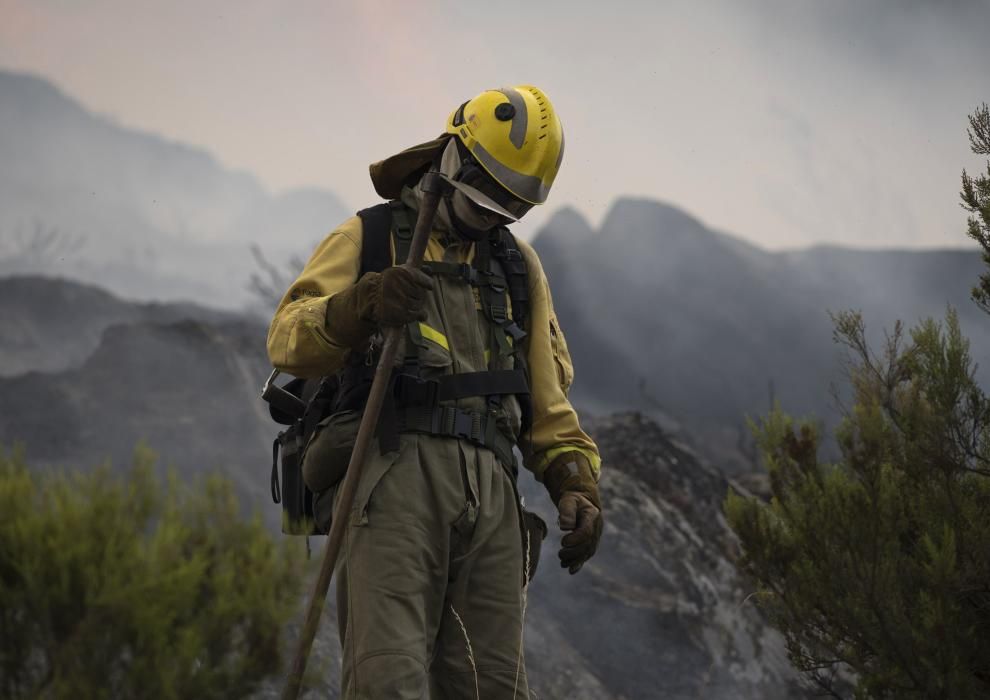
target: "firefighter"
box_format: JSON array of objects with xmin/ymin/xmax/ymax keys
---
[{"xmin": 268, "ymin": 85, "xmax": 602, "ymax": 699}]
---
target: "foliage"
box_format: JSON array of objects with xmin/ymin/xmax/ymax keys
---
[
  {"xmin": 962, "ymin": 103, "xmax": 990, "ymax": 313},
  {"xmin": 0, "ymin": 446, "xmax": 304, "ymax": 699},
  {"xmin": 726, "ymin": 308, "xmax": 990, "ymax": 698}
]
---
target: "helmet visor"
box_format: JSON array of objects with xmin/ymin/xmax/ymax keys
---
[{"xmin": 443, "ymin": 160, "xmax": 534, "ymax": 222}]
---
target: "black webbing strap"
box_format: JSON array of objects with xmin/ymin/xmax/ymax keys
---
[
  {"xmin": 489, "ymin": 227, "xmax": 533, "ymax": 435},
  {"xmin": 421, "ymin": 261, "xmax": 479, "ymax": 285},
  {"xmin": 473, "ymin": 237, "xmax": 514, "ymax": 361},
  {"xmin": 391, "ymin": 199, "xmax": 413, "ymax": 264},
  {"xmin": 376, "ymin": 373, "xmax": 401, "ymax": 454},
  {"xmin": 490, "ymin": 226, "xmax": 529, "ymax": 329},
  {"xmin": 513, "ymin": 350, "xmax": 534, "ymax": 438},
  {"xmin": 437, "ymin": 369, "xmax": 529, "ymax": 399},
  {"xmin": 354, "ymin": 200, "xmax": 408, "ymax": 454},
  {"xmin": 396, "ymin": 404, "xmax": 517, "ymax": 468},
  {"xmin": 357, "ymin": 203, "xmax": 393, "ymax": 277},
  {"xmin": 392, "ymin": 200, "xmax": 422, "ymax": 380},
  {"xmin": 393, "ymin": 369, "xmax": 530, "ymax": 404}
]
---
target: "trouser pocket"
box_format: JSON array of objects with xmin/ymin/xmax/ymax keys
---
[{"xmin": 448, "ymin": 500, "xmax": 479, "ymax": 583}]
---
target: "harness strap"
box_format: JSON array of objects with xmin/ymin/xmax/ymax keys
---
[
  {"xmin": 397, "ymin": 404, "xmax": 518, "ymax": 469},
  {"xmin": 358, "ymin": 203, "xmax": 394, "ymax": 278},
  {"xmin": 421, "ymin": 261, "xmax": 509, "ymax": 291},
  {"xmin": 376, "ymin": 373, "xmax": 401, "ymax": 455},
  {"xmin": 393, "ymin": 369, "xmax": 530, "ymax": 405},
  {"xmin": 354, "ymin": 200, "xmax": 534, "ymax": 453},
  {"xmin": 472, "ymin": 237, "xmax": 512, "ymax": 361},
  {"xmin": 392, "ymin": 198, "xmax": 422, "ymax": 450},
  {"xmin": 421, "ymin": 261, "xmax": 479, "ymax": 285},
  {"xmin": 390, "ymin": 200, "xmax": 413, "ymax": 264},
  {"xmin": 490, "ymin": 227, "xmax": 529, "ymax": 329},
  {"xmin": 488, "ymin": 226, "xmax": 533, "ymax": 436},
  {"xmin": 438, "ymin": 369, "xmax": 529, "ymax": 399}
]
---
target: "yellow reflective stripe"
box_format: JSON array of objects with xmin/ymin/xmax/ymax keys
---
[{"xmin": 419, "ymin": 323, "xmax": 449, "ymax": 351}]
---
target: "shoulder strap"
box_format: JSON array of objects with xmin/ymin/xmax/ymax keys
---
[
  {"xmin": 490, "ymin": 226, "xmax": 529, "ymax": 329},
  {"xmin": 356, "ymin": 203, "xmax": 393, "ymax": 276},
  {"xmin": 355, "ymin": 200, "xmax": 414, "ymax": 456},
  {"xmin": 390, "ymin": 200, "xmax": 414, "ymax": 264},
  {"xmin": 488, "ymin": 226, "xmax": 534, "ymax": 436}
]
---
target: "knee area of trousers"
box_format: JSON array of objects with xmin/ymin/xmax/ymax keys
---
[{"xmin": 349, "ymin": 650, "xmax": 427, "ymax": 698}]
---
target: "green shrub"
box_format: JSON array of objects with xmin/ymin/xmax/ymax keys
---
[
  {"xmin": 726, "ymin": 310, "xmax": 990, "ymax": 698},
  {"xmin": 0, "ymin": 445, "xmax": 304, "ymax": 699}
]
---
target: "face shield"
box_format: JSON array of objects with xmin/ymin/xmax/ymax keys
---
[{"xmin": 438, "ymin": 139, "xmax": 534, "ymax": 223}]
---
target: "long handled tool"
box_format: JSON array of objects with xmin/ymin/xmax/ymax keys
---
[{"xmin": 281, "ymin": 171, "xmax": 445, "ymax": 699}]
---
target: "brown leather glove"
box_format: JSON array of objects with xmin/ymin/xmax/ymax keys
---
[
  {"xmin": 325, "ymin": 265, "xmax": 434, "ymax": 347},
  {"xmin": 542, "ymin": 451, "xmax": 603, "ymax": 574}
]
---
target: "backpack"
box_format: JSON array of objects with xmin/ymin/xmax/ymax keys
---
[{"xmin": 264, "ymin": 201, "xmax": 531, "ymax": 536}]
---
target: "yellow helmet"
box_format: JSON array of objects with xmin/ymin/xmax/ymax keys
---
[{"xmin": 445, "ymin": 85, "xmax": 564, "ymax": 206}]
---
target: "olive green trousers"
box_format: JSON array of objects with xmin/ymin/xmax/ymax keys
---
[{"xmin": 332, "ymin": 432, "xmax": 530, "ymax": 699}]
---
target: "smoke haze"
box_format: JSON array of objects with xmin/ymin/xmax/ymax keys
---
[{"xmin": 2, "ymin": 0, "xmax": 987, "ymax": 248}]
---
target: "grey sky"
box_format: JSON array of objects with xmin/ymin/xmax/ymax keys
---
[{"xmin": 2, "ymin": 0, "xmax": 987, "ymax": 248}]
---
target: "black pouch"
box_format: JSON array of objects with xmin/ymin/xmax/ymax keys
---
[
  {"xmin": 301, "ymin": 409, "xmax": 362, "ymax": 493},
  {"xmin": 521, "ymin": 508, "xmax": 548, "ymax": 584},
  {"xmin": 271, "ymin": 421, "xmax": 318, "ymax": 536}
]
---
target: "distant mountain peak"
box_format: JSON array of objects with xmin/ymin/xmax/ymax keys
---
[
  {"xmin": 0, "ymin": 69, "xmax": 77, "ymax": 105},
  {"xmin": 0, "ymin": 69, "xmax": 98, "ymax": 129},
  {"xmin": 602, "ymin": 197, "xmax": 709, "ymax": 237},
  {"xmin": 543, "ymin": 205, "xmax": 595, "ymax": 236}
]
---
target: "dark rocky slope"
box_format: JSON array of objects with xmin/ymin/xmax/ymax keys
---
[
  {"xmin": 0, "ymin": 276, "xmax": 802, "ymax": 697},
  {"xmin": 0, "ymin": 275, "xmax": 236, "ymax": 376},
  {"xmin": 0, "ymin": 300, "xmax": 275, "ymax": 511}
]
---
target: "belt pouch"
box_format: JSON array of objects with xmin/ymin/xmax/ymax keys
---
[{"xmin": 301, "ymin": 409, "xmax": 363, "ymax": 493}]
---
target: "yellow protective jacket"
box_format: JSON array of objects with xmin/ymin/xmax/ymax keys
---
[{"xmin": 266, "ymin": 211, "xmax": 601, "ymax": 481}]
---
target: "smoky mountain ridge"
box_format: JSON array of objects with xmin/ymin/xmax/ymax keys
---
[
  {"xmin": 0, "ymin": 69, "xmax": 349, "ymax": 309},
  {"xmin": 533, "ymin": 198, "xmax": 989, "ymax": 473}
]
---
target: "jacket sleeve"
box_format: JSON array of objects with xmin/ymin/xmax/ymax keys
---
[
  {"xmin": 516, "ymin": 239, "xmax": 602, "ymax": 481},
  {"xmin": 266, "ymin": 216, "xmax": 364, "ymax": 378}
]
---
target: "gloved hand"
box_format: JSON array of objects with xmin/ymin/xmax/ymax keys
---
[
  {"xmin": 377, "ymin": 264, "xmax": 435, "ymax": 326},
  {"xmin": 325, "ymin": 264, "xmax": 434, "ymax": 347},
  {"xmin": 541, "ymin": 451, "xmax": 603, "ymax": 574}
]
